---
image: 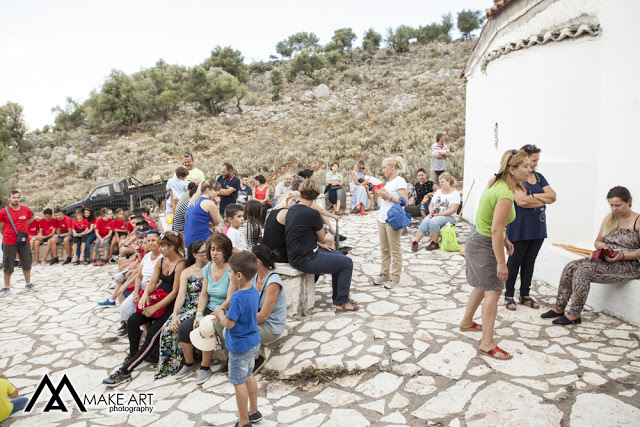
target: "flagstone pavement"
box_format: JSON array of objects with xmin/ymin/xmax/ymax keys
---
[{"xmin": 1, "ymin": 212, "xmax": 639, "ymax": 427}]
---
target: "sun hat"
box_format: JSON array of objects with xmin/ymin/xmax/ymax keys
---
[{"xmin": 190, "ymin": 315, "xmax": 218, "ymax": 351}]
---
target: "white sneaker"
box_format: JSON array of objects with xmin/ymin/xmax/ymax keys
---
[
  {"xmin": 195, "ymin": 368, "xmax": 212, "ymax": 384},
  {"xmin": 175, "ymin": 364, "xmax": 197, "ymax": 379},
  {"xmin": 373, "ymin": 275, "xmax": 389, "ymax": 286},
  {"xmin": 25, "ymin": 283, "xmax": 38, "ymax": 292},
  {"xmin": 383, "ymin": 280, "xmax": 397, "ymax": 289},
  {"xmin": 0, "ymin": 288, "xmax": 10, "ymax": 297}
]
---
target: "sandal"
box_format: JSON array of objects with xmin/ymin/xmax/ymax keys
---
[
  {"xmin": 519, "ymin": 296, "xmax": 539, "ymax": 309},
  {"xmin": 504, "ymin": 297, "xmax": 516, "ymax": 311},
  {"xmin": 333, "ymin": 298, "xmax": 358, "ymax": 305},
  {"xmin": 459, "ymin": 322, "xmax": 482, "ymax": 332},
  {"xmin": 335, "ymin": 302, "xmax": 360, "ymax": 313},
  {"xmin": 479, "ymin": 346, "xmax": 513, "ymax": 360}
]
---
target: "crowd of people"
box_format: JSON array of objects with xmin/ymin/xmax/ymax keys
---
[{"xmin": 2, "ymin": 137, "xmax": 640, "ymax": 425}]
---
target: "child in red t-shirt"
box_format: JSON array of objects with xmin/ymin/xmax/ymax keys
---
[
  {"xmin": 93, "ymin": 208, "xmax": 114, "ymax": 266},
  {"xmin": 109, "ymin": 209, "xmax": 128, "ymax": 262},
  {"xmin": 33, "ymin": 209, "xmax": 58, "ymax": 264},
  {"xmin": 71, "ymin": 210, "xmax": 91, "ymax": 264}
]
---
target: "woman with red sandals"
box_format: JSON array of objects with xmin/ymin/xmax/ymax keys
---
[{"xmin": 459, "ymin": 149, "xmax": 531, "ymax": 360}]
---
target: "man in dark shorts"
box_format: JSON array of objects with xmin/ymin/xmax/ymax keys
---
[
  {"xmin": 0, "ymin": 191, "xmax": 37, "ymax": 296},
  {"xmin": 217, "ymin": 162, "xmax": 241, "ymax": 215},
  {"xmin": 48, "ymin": 209, "xmax": 74, "ymax": 265}
]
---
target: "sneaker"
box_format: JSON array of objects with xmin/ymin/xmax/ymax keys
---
[
  {"xmin": 0, "ymin": 288, "xmax": 10, "ymax": 297},
  {"xmin": 25, "ymin": 283, "xmax": 38, "ymax": 292},
  {"xmin": 84, "ymin": 259, "xmax": 91, "ymax": 265},
  {"xmin": 373, "ymin": 275, "xmax": 389, "ymax": 286},
  {"xmin": 411, "ymin": 241, "xmax": 418, "ymax": 252},
  {"xmin": 103, "ymin": 370, "xmax": 131, "ymax": 387},
  {"xmin": 195, "ymin": 368, "xmax": 212, "ymax": 384},
  {"xmin": 98, "ymin": 299, "xmax": 115, "ymax": 307},
  {"xmin": 98, "ymin": 259, "xmax": 107, "ymax": 266},
  {"xmin": 118, "ymin": 321, "xmax": 127, "ymax": 332},
  {"xmin": 63, "ymin": 257, "xmax": 72, "ymax": 265},
  {"xmin": 248, "ymin": 411, "xmax": 264, "ymax": 423},
  {"xmin": 383, "ymin": 279, "xmax": 397, "ymax": 289},
  {"xmin": 118, "ymin": 327, "xmax": 128, "ymax": 337},
  {"xmin": 109, "ymin": 256, "xmax": 119, "ymax": 264},
  {"xmin": 91, "ymin": 260, "xmax": 98, "ymax": 266},
  {"xmin": 360, "ymin": 210, "xmax": 367, "ymax": 215},
  {"xmin": 253, "ymin": 355, "xmax": 267, "ymax": 375},
  {"xmin": 49, "ymin": 258, "xmax": 59, "ymax": 265},
  {"xmin": 373, "ymin": 203, "xmax": 380, "ymax": 210},
  {"xmin": 425, "ymin": 241, "xmax": 440, "ymax": 251},
  {"xmin": 339, "ymin": 235, "xmax": 347, "ymax": 241},
  {"xmin": 79, "ymin": 255, "xmax": 85, "ymax": 262},
  {"xmin": 175, "ymin": 364, "xmax": 198, "ymax": 379}
]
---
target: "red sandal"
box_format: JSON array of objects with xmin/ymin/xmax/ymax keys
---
[
  {"xmin": 459, "ymin": 322, "xmax": 482, "ymax": 332},
  {"xmin": 479, "ymin": 346, "xmax": 513, "ymax": 360}
]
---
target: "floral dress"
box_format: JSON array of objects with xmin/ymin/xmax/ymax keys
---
[
  {"xmin": 155, "ymin": 275, "xmax": 203, "ymax": 379},
  {"xmin": 556, "ymin": 226, "xmax": 640, "ymax": 317}
]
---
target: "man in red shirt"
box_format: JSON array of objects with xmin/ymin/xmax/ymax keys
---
[
  {"xmin": 0, "ymin": 191, "xmax": 37, "ymax": 296},
  {"xmin": 33, "ymin": 208, "xmax": 58, "ymax": 264},
  {"xmin": 48, "ymin": 209, "xmax": 74, "ymax": 265}
]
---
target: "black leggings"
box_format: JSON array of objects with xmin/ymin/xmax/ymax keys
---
[
  {"xmin": 123, "ymin": 306, "xmax": 173, "ymax": 373},
  {"xmin": 505, "ymin": 239, "xmax": 545, "ymax": 298}
]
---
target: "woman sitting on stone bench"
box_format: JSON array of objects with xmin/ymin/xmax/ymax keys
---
[{"xmin": 542, "ymin": 186, "xmax": 640, "ymax": 325}]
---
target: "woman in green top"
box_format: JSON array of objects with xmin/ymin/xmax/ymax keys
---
[
  {"xmin": 177, "ymin": 233, "xmax": 235, "ymax": 384},
  {"xmin": 459, "ymin": 149, "xmax": 531, "ymax": 360}
]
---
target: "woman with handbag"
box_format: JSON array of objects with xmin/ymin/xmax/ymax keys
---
[
  {"xmin": 374, "ymin": 157, "xmax": 409, "ymax": 289},
  {"xmin": 542, "ymin": 186, "xmax": 640, "ymax": 325},
  {"xmin": 459, "ymin": 149, "xmax": 531, "ymax": 360},
  {"xmin": 505, "ymin": 144, "xmax": 557, "ymax": 310},
  {"xmin": 103, "ymin": 231, "xmax": 186, "ymax": 386},
  {"xmin": 411, "ymin": 173, "xmax": 460, "ymax": 251}
]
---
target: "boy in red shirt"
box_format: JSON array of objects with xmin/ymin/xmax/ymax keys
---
[
  {"xmin": 33, "ymin": 208, "xmax": 58, "ymax": 264},
  {"xmin": 48, "ymin": 209, "xmax": 74, "ymax": 265},
  {"xmin": 0, "ymin": 190, "xmax": 37, "ymax": 296},
  {"xmin": 109, "ymin": 208, "xmax": 128, "ymax": 263},
  {"xmin": 93, "ymin": 208, "xmax": 114, "ymax": 266},
  {"xmin": 71, "ymin": 210, "xmax": 91, "ymax": 264}
]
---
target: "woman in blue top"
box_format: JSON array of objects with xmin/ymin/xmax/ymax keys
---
[
  {"xmin": 176, "ymin": 233, "xmax": 234, "ymax": 384},
  {"xmin": 184, "ymin": 180, "xmax": 222, "ymax": 248},
  {"xmin": 505, "ymin": 145, "xmax": 557, "ymax": 310}
]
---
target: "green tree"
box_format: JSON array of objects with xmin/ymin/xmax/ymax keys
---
[
  {"xmin": 417, "ymin": 14, "xmax": 453, "ymax": 43},
  {"xmin": 270, "ymin": 69, "xmax": 283, "ymax": 101},
  {"xmin": 325, "ymin": 28, "xmax": 357, "ymax": 52},
  {"xmin": 276, "ymin": 32, "xmax": 320, "ymax": 58},
  {"xmin": 0, "ymin": 102, "xmax": 28, "ymax": 153},
  {"xmin": 52, "ymin": 97, "xmax": 86, "ymax": 131},
  {"xmin": 457, "ymin": 9, "xmax": 485, "ymax": 39},
  {"xmin": 286, "ymin": 48, "xmax": 325, "ymax": 83},
  {"xmin": 362, "ymin": 28, "xmax": 382, "ymax": 53},
  {"xmin": 202, "ymin": 46, "xmax": 249, "ymax": 83},
  {"xmin": 187, "ymin": 66, "xmax": 245, "ymax": 115},
  {"xmin": 142, "ymin": 60, "xmax": 186, "ymax": 119},
  {"xmin": 325, "ymin": 50, "xmax": 342, "ymax": 66},
  {"xmin": 89, "ymin": 69, "xmax": 154, "ymax": 126},
  {"xmin": 249, "ymin": 61, "xmax": 273, "ymax": 74},
  {"xmin": 386, "ymin": 25, "xmax": 417, "ymax": 53}
]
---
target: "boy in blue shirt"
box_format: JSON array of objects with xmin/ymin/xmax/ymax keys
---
[{"xmin": 214, "ymin": 251, "xmax": 262, "ymax": 427}]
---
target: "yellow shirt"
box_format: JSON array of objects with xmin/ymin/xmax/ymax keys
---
[{"xmin": 0, "ymin": 378, "xmax": 16, "ymax": 422}]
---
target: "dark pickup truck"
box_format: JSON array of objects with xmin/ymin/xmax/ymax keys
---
[{"xmin": 61, "ymin": 176, "xmax": 168, "ymax": 215}]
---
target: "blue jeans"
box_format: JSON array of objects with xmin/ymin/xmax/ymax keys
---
[
  {"xmin": 11, "ymin": 397, "xmax": 29, "ymax": 414},
  {"xmin": 229, "ymin": 344, "xmax": 260, "ymax": 385},
  {"xmin": 418, "ymin": 215, "xmax": 456, "ymax": 235},
  {"xmin": 291, "ymin": 248, "xmax": 353, "ymax": 306},
  {"xmin": 84, "ymin": 233, "xmax": 96, "ymax": 258}
]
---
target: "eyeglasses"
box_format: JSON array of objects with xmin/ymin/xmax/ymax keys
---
[{"xmin": 196, "ymin": 250, "xmax": 207, "ymax": 255}]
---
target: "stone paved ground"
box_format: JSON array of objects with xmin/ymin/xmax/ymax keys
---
[{"xmin": 2, "ymin": 212, "xmax": 640, "ymax": 426}]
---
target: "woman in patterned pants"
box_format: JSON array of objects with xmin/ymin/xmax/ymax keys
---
[{"xmin": 542, "ymin": 186, "xmax": 640, "ymax": 325}]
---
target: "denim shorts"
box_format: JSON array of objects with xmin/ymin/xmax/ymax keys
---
[{"xmin": 228, "ymin": 344, "xmax": 260, "ymax": 385}]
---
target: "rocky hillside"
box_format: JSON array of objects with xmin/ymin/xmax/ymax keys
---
[{"xmin": 20, "ymin": 40, "xmax": 473, "ymax": 211}]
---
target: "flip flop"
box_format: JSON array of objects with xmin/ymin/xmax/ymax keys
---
[
  {"xmin": 459, "ymin": 322, "xmax": 482, "ymax": 332},
  {"xmin": 479, "ymin": 346, "xmax": 513, "ymax": 360}
]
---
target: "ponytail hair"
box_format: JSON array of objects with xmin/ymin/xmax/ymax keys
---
[
  {"xmin": 601, "ymin": 186, "xmax": 632, "ymax": 237},
  {"xmin": 488, "ymin": 149, "xmax": 527, "ymax": 193},
  {"xmin": 185, "ymin": 239, "xmax": 205, "ymax": 268},
  {"xmin": 160, "ymin": 231, "xmax": 186, "ymax": 257},
  {"xmin": 252, "ymin": 244, "xmax": 276, "ymax": 270},
  {"xmin": 382, "ymin": 156, "xmax": 405, "ymax": 172},
  {"xmin": 190, "ymin": 179, "xmax": 220, "ymax": 206}
]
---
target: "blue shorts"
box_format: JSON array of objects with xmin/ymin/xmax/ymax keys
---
[
  {"xmin": 55, "ymin": 235, "xmax": 73, "ymax": 243},
  {"xmin": 228, "ymin": 344, "xmax": 260, "ymax": 385}
]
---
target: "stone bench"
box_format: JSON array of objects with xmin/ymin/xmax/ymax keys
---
[{"xmin": 274, "ymin": 262, "xmax": 315, "ymax": 318}]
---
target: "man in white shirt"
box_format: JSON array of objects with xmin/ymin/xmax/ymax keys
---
[{"xmin": 274, "ymin": 173, "xmax": 293, "ymax": 205}]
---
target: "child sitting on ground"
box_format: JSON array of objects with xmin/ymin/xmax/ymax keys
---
[
  {"xmin": 214, "ymin": 252, "xmax": 262, "ymax": 427},
  {"xmin": 0, "ymin": 373, "xmax": 29, "ymax": 423},
  {"xmin": 225, "ymin": 204, "xmax": 247, "ymax": 252}
]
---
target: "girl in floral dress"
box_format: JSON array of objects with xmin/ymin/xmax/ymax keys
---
[{"xmin": 155, "ymin": 240, "xmax": 208, "ymax": 379}]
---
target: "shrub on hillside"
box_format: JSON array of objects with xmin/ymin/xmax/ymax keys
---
[
  {"xmin": 324, "ymin": 28, "xmax": 357, "ymax": 52},
  {"xmin": 202, "ymin": 46, "xmax": 250, "ymax": 83},
  {"xmin": 386, "ymin": 25, "xmax": 417, "ymax": 53},
  {"xmin": 186, "ymin": 66, "xmax": 246, "ymax": 115},
  {"xmin": 286, "ymin": 49, "xmax": 325, "ymax": 83},
  {"xmin": 362, "ymin": 28, "xmax": 382, "ymax": 54}
]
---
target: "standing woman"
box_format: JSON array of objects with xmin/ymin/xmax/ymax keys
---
[
  {"xmin": 184, "ymin": 180, "xmax": 221, "ymax": 248},
  {"xmin": 505, "ymin": 145, "xmax": 557, "ymax": 310},
  {"xmin": 373, "ymin": 157, "xmax": 409, "ymax": 289},
  {"xmin": 460, "ymin": 149, "xmax": 530, "ymax": 360},
  {"xmin": 253, "ymin": 174, "xmax": 271, "ymax": 223},
  {"xmin": 350, "ymin": 160, "xmax": 369, "ymax": 213},
  {"xmin": 103, "ymin": 231, "xmax": 186, "ymax": 385},
  {"xmin": 542, "ymin": 186, "xmax": 640, "ymax": 325},
  {"xmin": 155, "ymin": 239, "xmax": 207, "ymax": 379}
]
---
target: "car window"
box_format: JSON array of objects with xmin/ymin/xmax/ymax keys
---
[
  {"xmin": 113, "ymin": 182, "xmax": 123, "ymax": 193},
  {"xmin": 89, "ymin": 186, "xmax": 110, "ymax": 200}
]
